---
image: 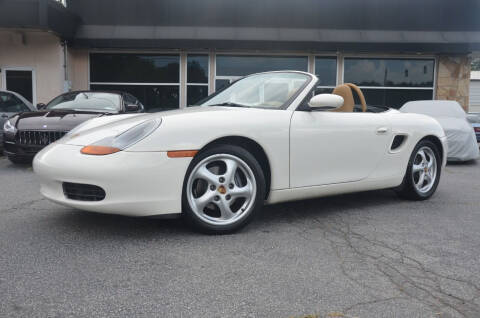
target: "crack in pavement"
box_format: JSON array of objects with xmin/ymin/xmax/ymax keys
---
[
  {"xmin": 294, "ymin": 213, "xmax": 480, "ymax": 317},
  {"xmin": 0, "ymin": 198, "xmax": 46, "ymax": 214}
]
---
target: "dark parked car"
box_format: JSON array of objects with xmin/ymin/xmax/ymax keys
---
[
  {"xmin": 0, "ymin": 90, "xmax": 36, "ymax": 152},
  {"xmin": 467, "ymin": 112, "xmax": 480, "ymax": 143},
  {"xmin": 3, "ymin": 91, "xmax": 144, "ymax": 164}
]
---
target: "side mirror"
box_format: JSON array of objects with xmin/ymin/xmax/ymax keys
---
[
  {"xmin": 308, "ymin": 94, "xmax": 344, "ymax": 109},
  {"xmin": 37, "ymin": 103, "xmax": 46, "ymax": 110},
  {"xmin": 126, "ymin": 103, "xmax": 140, "ymax": 112}
]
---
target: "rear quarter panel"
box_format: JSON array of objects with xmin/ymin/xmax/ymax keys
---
[{"xmin": 368, "ymin": 110, "xmax": 446, "ymax": 182}]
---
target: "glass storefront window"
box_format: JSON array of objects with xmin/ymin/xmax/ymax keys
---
[
  {"xmin": 90, "ymin": 54, "xmax": 179, "ymax": 83},
  {"xmin": 315, "ymin": 57, "xmax": 337, "ymax": 87},
  {"xmin": 90, "ymin": 84, "xmax": 179, "ymax": 112},
  {"xmin": 215, "ymin": 79, "xmax": 231, "ymax": 92},
  {"xmin": 343, "ymin": 57, "xmax": 435, "ymax": 108},
  {"xmin": 187, "ymin": 55, "xmax": 208, "ymax": 83},
  {"xmin": 215, "ymin": 55, "xmax": 308, "ymax": 91},
  {"xmin": 187, "ymin": 86, "xmax": 208, "ymax": 106},
  {"xmin": 89, "ymin": 53, "xmax": 180, "ymax": 110},
  {"xmin": 187, "ymin": 55, "xmax": 209, "ymax": 106},
  {"xmin": 360, "ymin": 88, "xmax": 434, "ymax": 108},
  {"xmin": 216, "ymin": 55, "xmax": 308, "ymax": 77},
  {"xmin": 344, "ymin": 58, "xmax": 434, "ymax": 88}
]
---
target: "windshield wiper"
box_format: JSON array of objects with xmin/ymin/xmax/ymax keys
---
[{"xmin": 209, "ymin": 102, "xmax": 248, "ymax": 108}]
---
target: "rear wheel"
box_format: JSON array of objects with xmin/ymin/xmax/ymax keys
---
[
  {"xmin": 182, "ymin": 145, "xmax": 266, "ymax": 234},
  {"xmin": 396, "ymin": 140, "xmax": 441, "ymax": 200}
]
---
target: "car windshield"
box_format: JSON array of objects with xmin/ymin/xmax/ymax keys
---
[
  {"xmin": 46, "ymin": 92, "xmax": 121, "ymax": 112},
  {"xmin": 199, "ymin": 72, "xmax": 311, "ymax": 109}
]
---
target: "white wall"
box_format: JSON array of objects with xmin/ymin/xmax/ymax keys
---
[
  {"xmin": 0, "ymin": 30, "xmax": 64, "ymax": 104},
  {"xmin": 470, "ymin": 80, "xmax": 480, "ymax": 113}
]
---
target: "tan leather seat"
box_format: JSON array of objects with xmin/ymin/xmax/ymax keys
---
[{"xmin": 330, "ymin": 83, "xmax": 367, "ymax": 112}]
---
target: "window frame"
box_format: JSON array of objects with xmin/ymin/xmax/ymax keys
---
[
  {"xmin": 1, "ymin": 67, "xmax": 37, "ymax": 105},
  {"xmin": 85, "ymin": 51, "xmax": 438, "ymax": 111},
  {"xmin": 186, "ymin": 54, "xmax": 210, "ymax": 106}
]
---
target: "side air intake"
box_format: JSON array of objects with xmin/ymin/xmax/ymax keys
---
[{"xmin": 391, "ymin": 135, "xmax": 406, "ymax": 151}]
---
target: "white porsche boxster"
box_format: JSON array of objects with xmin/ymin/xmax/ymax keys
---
[{"xmin": 34, "ymin": 71, "xmax": 447, "ymax": 233}]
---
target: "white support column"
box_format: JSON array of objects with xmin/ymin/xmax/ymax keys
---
[
  {"xmin": 208, "ymin": 52, "xmax": 216, "ymax": 94},
  {"xmin": 337, "ymin": 52, "xmax": 344, "ymax": 85},
  {"xmin": 180, "ymin": 52, "xmax": 187, "ymax": 108},
  {"xmin": 308, "ymin": 55, "xmax": 315, "ymax": 74}
]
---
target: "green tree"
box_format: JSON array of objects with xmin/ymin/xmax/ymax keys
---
[{"xmin": 472, "ymin": 58, "xmax": 480, "ymax": 71}]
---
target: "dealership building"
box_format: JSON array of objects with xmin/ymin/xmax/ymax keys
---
[{"xmin": 1, "ymin": 0, "xmax": 480, "ymax": 111}]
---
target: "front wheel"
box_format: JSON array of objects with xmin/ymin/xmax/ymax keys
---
[
  {"xmin": 182, "ymin": 145, "xmax": 266, "ymax": 234},
  {"xmin": 396, "ymin": 139, "xmax": 441, "ymax": 200}
]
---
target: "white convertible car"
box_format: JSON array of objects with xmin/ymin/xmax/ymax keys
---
[{"xmin": 34, "ymin": 71, "xmax": 447, "ymax": 233}]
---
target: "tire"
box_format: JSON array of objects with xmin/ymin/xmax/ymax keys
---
[
  {"xmin": 7, "ymin": 155, "xmax": 32, "ymax": 165},
  {"xmin": 395, "ymin": 139, "xmax": 441, "ymax": 200},
  {"xmin": 182, "ymin": 144, "xmax": 266, "ymax": 234}
]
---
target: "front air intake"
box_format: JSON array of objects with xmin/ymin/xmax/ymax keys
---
[
  {"xmin": 63, "ymin": 182, "xmax": 106, "ymax": 201},
  {"xmin": 391, "ymin": 135, "xmax": 406, "ymax": 150}
]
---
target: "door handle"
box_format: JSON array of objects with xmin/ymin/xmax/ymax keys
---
[
  {"xmin": 376, "ymin": 127, "xmax": 388, "ymax": 134},
  {"xmin": 1, "ymin": 114, "xmax": 8, "ymax": 118}
]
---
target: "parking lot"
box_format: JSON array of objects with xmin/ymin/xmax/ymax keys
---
[{"xmin": 0, "ymin": 156, "xmax": 479, "ymax": 318}]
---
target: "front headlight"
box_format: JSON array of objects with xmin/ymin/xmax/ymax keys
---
[
  {"xmin": 3, "ymin": 119, "xmax": 16, "ymax": 134},
  {"xmin": 80, "ymin": 119, "xmax": 161, "ymax": 155}
]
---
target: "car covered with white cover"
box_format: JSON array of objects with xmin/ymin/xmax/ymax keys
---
[
  {"xmin": 400, "ymin": 100, "xmax": 479, "ymax": 162},
  {"xmin": 34, "ymin": 71, "xmax": 447, "ymax": 233}
]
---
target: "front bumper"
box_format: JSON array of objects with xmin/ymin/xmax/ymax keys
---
[
  {"xmin": 3, "ymin": 133, "xmax": 42, "ymax": 159},
  {"xmin": 33, "ymin": 143, "xmax": 191, "ymax": 216}
]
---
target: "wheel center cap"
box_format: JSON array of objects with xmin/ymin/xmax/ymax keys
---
[{"xmin": 218, "ymin": 185, "xmax": 227, "ymax": 194}]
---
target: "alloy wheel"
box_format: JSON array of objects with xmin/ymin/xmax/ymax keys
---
[
  {"xmin": 412, "ymin": 146, "xmax": 437, "ymax": 194},
  {"xmin": 186, "ymin": 154, "xmax": 257, "ymax": 226}
]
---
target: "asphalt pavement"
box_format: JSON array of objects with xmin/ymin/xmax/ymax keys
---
[{"xmin": 1, "ymin": 156, "xmax": 480, "ymax": 317}]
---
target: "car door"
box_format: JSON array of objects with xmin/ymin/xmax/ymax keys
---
[{"xmin": 290, "ymin": 109, "xmax": 391, "ymax": 187}]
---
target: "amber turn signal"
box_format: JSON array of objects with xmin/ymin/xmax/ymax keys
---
[
  {"xmin": 81, "ymin": 145, "xmax": 121, "ymax": 155},
  {"xmin": 167, "ymin": 150, "xmax": 198, "ymax": 158}
]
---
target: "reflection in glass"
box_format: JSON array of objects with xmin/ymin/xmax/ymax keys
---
[
  {"xmin": 344, "ymin": 58, "xmax": 434, "ymax": 87},
  {"xmin": 314, "ymin": 87, "xmax": 334, "ymax": 95},
  {"xmin": 216, "ymin": 55, "xmax": 308, "ymax": 77},
  {"xmin": 215, "ymin": 79, "xmax": 231, "ymax": 91},
  {"xmin": 187, "ymin": 55, "xmax": 208, "ymax": 83},
  {"xmin": 315, "ymin": 57, "xmax": 337, "ymax": 86},
  {"xmin": 360, "ymin": 89, "xmax": 434, "ymax": 109},
  {"xmin": 90, "ymin": 54, "xmax": 180, "ymax": 83},
  {"xmin": 187, "ymin": 86, "xmax": 209, "ymax": 106},
  {"xmin": 90, "ymin": 84, "xmax": 179, "ymax": 111}
]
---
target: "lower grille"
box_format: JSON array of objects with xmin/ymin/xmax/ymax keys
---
[
  {"xmin": 16, "ymin": 130, "xmax": 67, "ymax": 146},
  {"xmin": 63, "ymin": 182, "xmax": 106, "ymax": 202}
]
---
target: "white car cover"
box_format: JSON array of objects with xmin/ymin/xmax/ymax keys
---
[{"xmin": 400, "ymin": 100, "xmax": 479, "ymax": 161}]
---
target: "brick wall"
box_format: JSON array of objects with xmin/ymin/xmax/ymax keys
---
[{"xmin": 436, "ymin": 55, "xmax": 471, "ymax": 111}]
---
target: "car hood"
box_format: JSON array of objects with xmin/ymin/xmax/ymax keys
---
[
  {"xmin": 62, "ymin": 106, "xmax": 279, "ymax": 147},
  {"xmin": 15, "ymin": 110, "xmax": 111, "ymax": 131}
]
